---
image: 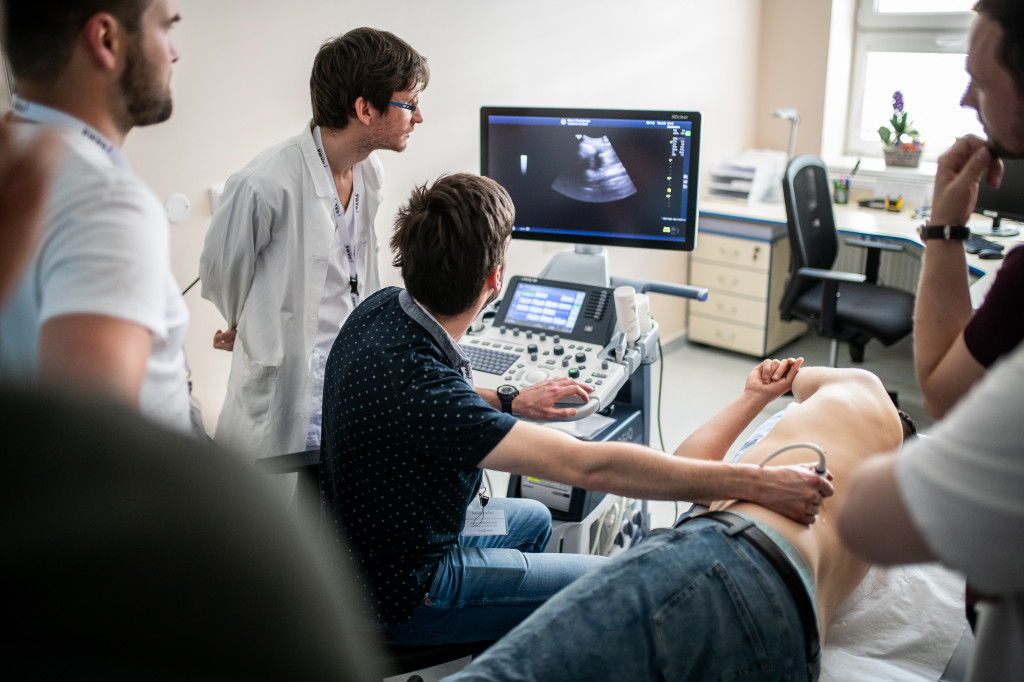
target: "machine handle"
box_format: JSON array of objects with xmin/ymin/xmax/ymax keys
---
[{"xmin": 609, "ymin": 276, "xmax": 709, "ymax": 301}]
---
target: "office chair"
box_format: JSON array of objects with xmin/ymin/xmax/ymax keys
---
[
  {"xmin": 779, "ymin": 155, "xmax": 914, "ymax": 367},
  {"xmin": 255, "ymin": 451, "xmax": 495, "ymax": 681}
]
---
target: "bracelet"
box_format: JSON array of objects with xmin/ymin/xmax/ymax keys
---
[{"xmin": 918, "ymin": 224, "xmax": 971, "ymax": 241}]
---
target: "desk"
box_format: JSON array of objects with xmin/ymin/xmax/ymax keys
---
[{"xmin": 688, "ymin": 197, "xmax": 1021, "ymax": 357}]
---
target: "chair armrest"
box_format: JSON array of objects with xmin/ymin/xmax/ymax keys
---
[
  {"xmin": 843, "ymin": 237, "xmax": 905, "ymax": 253},
  {"xmin": 796, "ymin": 266, "xmax": 866, "ymax": 284}
]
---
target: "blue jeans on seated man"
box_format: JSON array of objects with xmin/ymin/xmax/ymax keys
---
[
  {"xmin": 442, "ymin": 515, "xmax": 819, "ymax": 681},
  {"xmin": 385, "ymin": 497, "xmax": 608, "ymax": 646}
]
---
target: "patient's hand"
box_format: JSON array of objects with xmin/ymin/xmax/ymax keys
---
[
  {"xmin": 745, "ymin": 357, "xmax": 803, "ymax": 405},
  {"xmin": 753, "ymin": 462, "xmax": 834, "ymax": 525},
  {"xmin": 213, "ymin": 328, "xmax": 236, "ymax": 352},
  {"xmin": 515, "ymin": 378, "xmax": 593, "ymax": 420}
]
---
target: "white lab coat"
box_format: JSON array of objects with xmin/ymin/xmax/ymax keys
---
[{"xmin": 199, "ymin": 123, "xmax": 383, "ymax": 460}]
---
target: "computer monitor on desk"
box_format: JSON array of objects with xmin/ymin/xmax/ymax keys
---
[
  {"xmin": 480, "ymin": 106, "xmax": 702, "ymax": 284},
  {"xmin": 973, "ymin": 158, "xmax": 1024, "ymax": 237}
]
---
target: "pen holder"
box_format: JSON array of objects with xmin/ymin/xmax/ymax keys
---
[{"xmin": 833, "ymin": 180, "xmax": 849, "ymax": 205}]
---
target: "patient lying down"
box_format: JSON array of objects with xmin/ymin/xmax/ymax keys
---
[{"xmin": 444, "ymin": 364, "xmax": 914, "ymax": 682}]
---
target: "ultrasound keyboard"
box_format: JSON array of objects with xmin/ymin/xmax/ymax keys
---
[
  {"xmin": 463, "ymin": 276, "xmax": 629, "ymax": 419},
  {"xmin": 462, "ymin": 343, "xmax": 520, "ymax": 376}
]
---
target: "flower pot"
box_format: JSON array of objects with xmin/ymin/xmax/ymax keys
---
[{"xmin": 883, "ymin": 147, "xmax": 922, "ymax": 168}]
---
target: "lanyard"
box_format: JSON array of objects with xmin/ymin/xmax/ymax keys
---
[
  {"xmin": 311, "ymin": 125, "xmax": 362, "ymax": 307},
  {"xmin": 11, "ymin": 95, "xmax": 129, "ymax": 170}
]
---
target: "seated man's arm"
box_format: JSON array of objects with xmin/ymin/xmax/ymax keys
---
[
  {"xmin": 838, "ymin": 453, "xmax": 936, "ymax": 564},
  {"xmin": 39, "ymin": 314, "xmax": 151, "ymax": 406},
  {"xmin": 481, "ymin": 363, "xmax": 834, "ymax": 525},
  {"xmin": 673, "ymin": 357, "xmax": 803, "ymax": 462},
  {"xmin": 914, "ymin": 135, "xmax": 999, "ymax": 418},
  {"xmin": 476, "ymin": 378, "xmax": 593, "ymax": 420}
]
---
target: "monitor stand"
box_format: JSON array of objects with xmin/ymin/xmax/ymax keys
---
[
  {"xmin": 972, "ymin": 215, "xmax": 1021, "ymax": 238},
  {"xmin": 539, "ymin": 244, "xmax": 610, "ymax": 287}
]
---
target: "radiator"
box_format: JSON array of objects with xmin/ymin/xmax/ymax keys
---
[{"xmin": 833, "ymin": 235, "xmax": 923, "ymax": 295}]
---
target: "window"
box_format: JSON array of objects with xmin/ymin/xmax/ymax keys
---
[{"xmin": 847, "ymin": 0, "xmax": 978, "ymax": 161}]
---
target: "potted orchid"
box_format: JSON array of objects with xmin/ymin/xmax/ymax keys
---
[{"xmin": 878, "ymin": 91, "xmax": 924, "ymax": 167}]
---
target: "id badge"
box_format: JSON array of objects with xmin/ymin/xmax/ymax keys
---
[{"xmin": 462, "ymin": 498, "xmax": 507, "ymax": 536}]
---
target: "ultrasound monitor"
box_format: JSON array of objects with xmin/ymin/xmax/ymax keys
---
[
  {"xmin": 480, "ymin": 107, "xmax": 702, "ymax": 280},
  {"xmin": 973, "ymin": 158, "xmax": 1024, "ymax": 237}
]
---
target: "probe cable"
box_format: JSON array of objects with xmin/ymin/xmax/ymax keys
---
[{"xmin": 758, "ymin": 441, "xmax": 827, "ymax": 476}]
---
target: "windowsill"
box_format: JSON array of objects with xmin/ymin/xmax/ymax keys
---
[{"xmin": 824, "ymin": 154, "xmax": 937, "ymax": 186}]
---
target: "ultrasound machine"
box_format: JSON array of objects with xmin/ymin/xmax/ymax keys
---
[{"xmin": 470, "ymin": 106, "xmax": 708, "ymax": 553}]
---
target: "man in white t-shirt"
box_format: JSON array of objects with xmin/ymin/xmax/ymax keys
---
[
  {"xmin": 0, "ymin": 0, "xmax": 193, "ymax": 434},
  {"xmin": 839, "ymin": 3, "xmax": 1024, "ymax": 679}
]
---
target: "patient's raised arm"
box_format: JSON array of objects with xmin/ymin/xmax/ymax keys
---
[{"xmin": 673, "ymin": 357, "xmax": 803, "ymax": 462}]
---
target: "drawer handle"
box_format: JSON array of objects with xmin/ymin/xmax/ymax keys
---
[
  {"xmin": 715, "ymin": 330, "xmax": 736, "ymax": 340},
  {"xmin": 718, "ymin": 247, "xmax": 741, "ymax": 257},
  {"xmin": 717, "ymin": 304, "xmax": 738, "ymax": 314},
  {"xmin": 717, "ymin": 276, "xmax": 740, "ymax": 286}
]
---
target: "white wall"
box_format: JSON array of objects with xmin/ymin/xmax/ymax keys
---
[{"xmin": 118, "ymin": 0, "xmax": 766, "ymax": 429}]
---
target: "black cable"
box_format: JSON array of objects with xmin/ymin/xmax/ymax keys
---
[
  {"xmin": 657, "ymin": 336, "xmax": 665, "ymax": 452},
  {"xmin": 181, "ymin": 276, "xmax": 199, "ymax": 296}
]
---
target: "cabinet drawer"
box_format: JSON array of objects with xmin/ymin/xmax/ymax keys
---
[
  {"xmin": 687, "ymin": 315, "xmax": 766, "ymax": 356},
  {"xmin": 690, "ymin": 261, "xmax": 769, "ymax": 298},
  {"xmin": 693, "ymin": 233, "xmax": 770, "ymax": 272},
  {"xmin": 691, "ymin": 290, "xmax": 767, "ymax": 325}
]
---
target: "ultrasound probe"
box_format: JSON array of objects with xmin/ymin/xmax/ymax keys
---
[{"xmin": 759, "ymin": 442, "xmax": 828, "ymax": 476}]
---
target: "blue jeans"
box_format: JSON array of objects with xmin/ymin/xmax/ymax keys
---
[
  {"xmin": 443, "ymin": 516, "xmax": 819, "ymax": 681},
  {"xmin": 385, "ymin": 497, "xmax": 608, "ymax": 646}
]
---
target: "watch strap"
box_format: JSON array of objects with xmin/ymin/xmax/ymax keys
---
[{"xmin": 919, "ymin": 224, "xmax": 970, "ymax": 241}]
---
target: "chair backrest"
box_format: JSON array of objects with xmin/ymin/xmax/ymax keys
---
[{"xmin": 782, "ymin": 155, "xmax": 839, "ymax": 272}]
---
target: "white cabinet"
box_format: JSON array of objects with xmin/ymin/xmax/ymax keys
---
[{"xmin": 687, "ymin": 214, "xmax": 806, "ymax": 356}]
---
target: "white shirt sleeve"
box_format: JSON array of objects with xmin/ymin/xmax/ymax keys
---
[
  {"xmin": 199, "ymin": 175, "xmax": 272, "ymax": 327},
  {"xmin": 898, "ymin": 342, "xmax": 1024, "ymax": 594},
  {"xmin": 39, "ymin": 172, "xmax": 170, "ymax": 337}
]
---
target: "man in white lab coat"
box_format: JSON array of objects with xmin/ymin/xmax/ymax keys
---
[{"xmin": 200, "ymin": 28, "xmax": 428, "ymax": 460}]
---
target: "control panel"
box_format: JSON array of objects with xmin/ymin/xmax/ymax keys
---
[{"xmin": 462, "ymin": 276, "xmax": 628, "ymax": 419}]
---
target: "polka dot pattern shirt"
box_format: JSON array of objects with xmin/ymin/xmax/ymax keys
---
[{"xmin": 320, "ymin": 287, "xmax": 516, "ymax": 626}]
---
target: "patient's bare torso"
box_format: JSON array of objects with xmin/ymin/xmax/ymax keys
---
[{"xmin": 715, "ymin": 375, "xmax": 903, "ymax": 637}]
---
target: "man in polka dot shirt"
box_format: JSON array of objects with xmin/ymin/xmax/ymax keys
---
[{"xmin": 320, "ymin": 173, "xmax": 834, "ymax": 647}]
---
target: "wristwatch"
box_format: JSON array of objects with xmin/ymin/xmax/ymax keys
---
[
  {"xmin": 918, "ymin": 224, "xmax": 970, "ymax": 241},
  {"xmin": 497, "ymin": 384, "xmax": 519, "ymax": 414}
]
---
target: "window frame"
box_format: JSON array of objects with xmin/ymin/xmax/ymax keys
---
[{"xmin": 846, "ymin": 0, "xmax": 974, "ymax": 160}]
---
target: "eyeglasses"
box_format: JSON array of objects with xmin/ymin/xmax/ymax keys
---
[{"xmin": 389, "ymin": 100, "xmax": 418, "ymax": 113}]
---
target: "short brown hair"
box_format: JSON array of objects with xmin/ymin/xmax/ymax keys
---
[
  {"xmin": 310, "ymin": 27, "xmax": 428, "ymax": 130},
  {"xmin": 898, "ymin": 409, "xmax": 917, "ymax": 442},
  {"xmin": 974, "ymin": 0, "xmax": 1024, "ymax": 97},
  {"xmin": 391, "ymin": 174, "xmax": 515, "ymax": 316},
  {"xmin": 3, "ymin": 0, "xmax": 151, "ymax": 85}
]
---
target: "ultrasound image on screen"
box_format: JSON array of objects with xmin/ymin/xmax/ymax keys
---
[
  {"xmin": 551, "ymin": 134, "xmax": 638, "ymax": 203},
  {"xmin": 482, "ymin": 110, "xmax": 699, "ymax": 250}
]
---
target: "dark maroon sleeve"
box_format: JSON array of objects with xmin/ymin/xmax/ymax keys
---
[{"xmin": 964, "ymin": 244, "xmax": 1024, "ymax": 367}]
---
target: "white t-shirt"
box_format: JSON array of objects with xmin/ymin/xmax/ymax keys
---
[
  {"xmin": 0, "ymin": 124, "xmax": 191, "ymax": 433},
  {"xmin": 899, "ymin": 341, "xmax": 1024, "ymax": 681}
]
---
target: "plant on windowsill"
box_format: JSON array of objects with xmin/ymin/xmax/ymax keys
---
[{"xmin": 878, "ymin": 90, "xmax": 924, "ymax": 168}]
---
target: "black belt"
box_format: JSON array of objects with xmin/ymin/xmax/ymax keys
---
[{"xmin": 682, "ymin": 510, "xmax": 821, "ymax": 680}]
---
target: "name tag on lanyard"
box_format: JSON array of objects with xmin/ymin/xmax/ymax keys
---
[
  {"xmin": 312, "ymin": 125, "xmax": 362, "ymax": 307},
  {"xmin": 11, "ymin": 96, "xmax": 129, "ymax": 170}
]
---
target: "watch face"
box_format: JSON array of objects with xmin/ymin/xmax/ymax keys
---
[{"xmin": 498, "ymin": 385, "xmax": 518, "ymax": 398}]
